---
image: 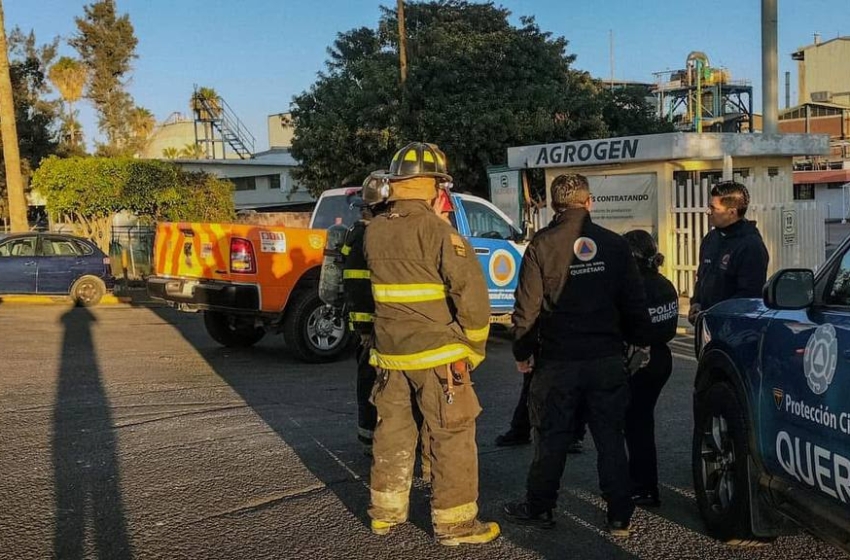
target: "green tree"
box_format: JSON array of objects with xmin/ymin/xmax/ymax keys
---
[
  {"xmin": 179, "ymin": 142, "xmax": 204, "ymax": 159},
  {"xmin": 0, "ymin": 27, "xmax": 61, "ymax": 225},
  {"xmin": 70, "ymin": 0, "xmax": 138, "ymax": 155},
  {"xmin": 599, "ymin": 84, "xmax": 674, "ymax": 137},
  {"xmin": 31, "ymin": 156, "xmax": 234, "ymax": 250},
  {"xmin": 127, "ymin": 106, "xmax": 156, "ymax": 154},
  {"xmin": 289, "ymin": 0, "xmax": 607, "ymax": 197},
  {"xmin": 48, "ymin": 56, "xmax": 87, "ymax": 151}
]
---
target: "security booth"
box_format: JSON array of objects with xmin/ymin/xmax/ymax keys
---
[{"xmin": 505, "ymin": 132, "xmax": 830, "ymax": 297}]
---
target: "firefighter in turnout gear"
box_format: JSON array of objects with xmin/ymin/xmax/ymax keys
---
[
  {"xmin": 342, "ymin": 175, "xmax": 389, "ymax": 452},
  {"xmin": 364, "ymin": 142, "xmax": 500, "ymax": 546}
]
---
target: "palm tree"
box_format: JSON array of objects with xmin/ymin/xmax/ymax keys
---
[
  {"xmin": 162, "ymin": 146, "xmax": 179, "ymax": 159},
  {"xmin": 191, "ymin": 86, "xmax": 221, "ymax": 120},
  {"xmin": 0, "ymin": 0, "xmax": 26, "ymax": 231},
  {"xmin": 48, "ymin": 56, "xmax": 87, "ymax": 148},
  {"xmin": 179, "ymin": 143, "xmax": 204, "ymax": 159},
  {"xmin": 128, "ymin": 106, "xmax": 155, "ymax": 155}
]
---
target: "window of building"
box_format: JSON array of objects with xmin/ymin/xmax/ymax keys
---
[
  {"xmin": 231, "ymin": 177, "xmax": 257, "ymax": 191},
  {"xmin": 793, "ymin": 184, "xmax": 815, "ymax": 200},
  {"xmin": 269, "ymin": 174, "xmax": 281, "ymax": 191}
]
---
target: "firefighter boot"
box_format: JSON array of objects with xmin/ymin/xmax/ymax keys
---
[
  {"xmin": 370, "ymin": 519, "xmax": 401, "ymax": 536},
  {"xmin": 434, "ymin": 519, "xmax": 501, "ymax": 546}
]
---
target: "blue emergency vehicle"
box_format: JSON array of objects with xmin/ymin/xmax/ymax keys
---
[
  {"xmin": 693, "ymin": 236, "xmax": 850, "ymax": 552},
  {"xmin": 311, "ymin": 188, "xmax": 528, "ymax": 319}
]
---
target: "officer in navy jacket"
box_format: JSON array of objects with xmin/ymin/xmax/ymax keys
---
[{"xmin": 689, "ymin": 181, "xmax": 769, "ymax": 323}]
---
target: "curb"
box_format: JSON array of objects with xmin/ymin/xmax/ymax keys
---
[{"xmin": 0, "ymin": 294, "xmax": 134, "ymax": 306}]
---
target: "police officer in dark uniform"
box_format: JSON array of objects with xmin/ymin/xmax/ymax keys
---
[
  {"xmin": 503, "ymin": 173, "xmax": 651, "ymax": 538},
  {"xmin": 688, "ymin": 180, "xmax": 769, "ymax": 324},
  {"xmin": 622, "ymin": 229, "xmax": 679, "ymax": 508}
]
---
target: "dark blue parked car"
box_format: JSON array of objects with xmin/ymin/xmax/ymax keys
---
[
  {"xmin": 693, "ymin": 238, "xmax": 850, "ymax": 552},
  {"xmin": 0, "ymin": 233, "xmax": 115, "ymax": 306}
]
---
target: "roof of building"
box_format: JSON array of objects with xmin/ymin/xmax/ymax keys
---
[
  {"xmin": 793, "ymin": 168, "xmax": 850, "ymax": 185},
  {"xmin": 793, "ymin": 36, "xmax": 850, "ymax": 56}
]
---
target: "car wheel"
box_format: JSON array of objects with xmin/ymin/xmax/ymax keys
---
[
  {"xmin": 71, "ymin": 275, "xmax": 106, "ymax": 307},
  {"xmin": 283, "ymin": 289, "xmax": 351, "ymax": 363},
  {"xmin": 203, "ymin": 311, "xmax": 266, "ymax": 348},
  {"xmin": 692, "ymin": 382, "xmax": 772, "ymax": 546}
]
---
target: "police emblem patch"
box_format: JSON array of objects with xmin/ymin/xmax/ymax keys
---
[
  {"xmin": 573, "ymin": 237, "xmax": 598, "ymax": 262},
  {"xmin": 450, "ymin": 234, "xmax": 467, "ymax": 257},
  {"xmin": 803, "ymin": 324, "xmax": 838, "ymax": 395}
]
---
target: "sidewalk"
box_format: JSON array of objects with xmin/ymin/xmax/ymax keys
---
[
  {"xmin": 677, "ymin": 296, "xmax": 693, "ymax": 336},
  {"xmin": 0, "ymin": 287, "xmax": 159, "ymax": 307}
]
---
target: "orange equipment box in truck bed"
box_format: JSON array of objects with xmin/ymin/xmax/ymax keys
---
[{"xmin": 146, "ymin": 222, "xmax": 351, "ymax": 362}]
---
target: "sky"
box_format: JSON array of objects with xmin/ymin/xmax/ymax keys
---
[{"xmin": 8, "ymin": 0, "xmax": 850, "ymax": 152}]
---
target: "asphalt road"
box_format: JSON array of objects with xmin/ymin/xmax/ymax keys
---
[{"xmin": 0, "ymin": 303, "xmax": 847, "ymax": 560}]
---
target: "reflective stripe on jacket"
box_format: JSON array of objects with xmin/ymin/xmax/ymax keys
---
[
  {"xmin": 364, "ymin": 200, "xmax": 490, "ymax": 370},
  {"xmin": 342, "ymin": 220, "xmax": 375, "ymax": 334}
]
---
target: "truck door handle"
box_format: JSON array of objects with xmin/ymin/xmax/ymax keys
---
[{"xmin": 474, "ymin": 248, "xmax": 490, "ymax": 256}]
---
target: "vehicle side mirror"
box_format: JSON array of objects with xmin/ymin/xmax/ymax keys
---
[{"xmin": 763, "ymin": 268, "xmax": 814, "ymax": 310}]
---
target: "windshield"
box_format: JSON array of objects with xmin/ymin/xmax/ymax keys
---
[{"xmin": 312, "ymin": 194, "xmax": 363, "ymax": 229}]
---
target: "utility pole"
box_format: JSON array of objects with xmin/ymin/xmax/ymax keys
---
[
  {"xmin": 609, "ymin": 30, "xmax": 614, "ymax": 91},
  {"xmin": 762, "ymin": 0, "xmax": 778, "ymax": 134},
  {"xmin": 397, "ymin": 0, "xmax": 408, "ymax": 85},
  {"xmin": 0, "ymin": 0, "xmax": 26, "ymax": 232}
]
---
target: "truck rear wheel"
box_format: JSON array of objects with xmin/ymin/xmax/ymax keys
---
[
  {"xmin": 283, "ymin": 289, "xmax": 350, "ymax": 363},
  {"xmin": 203, "ymin": 311, "xmax": 266, "ymax": 348}
]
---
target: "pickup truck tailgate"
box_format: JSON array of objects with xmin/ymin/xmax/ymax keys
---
[{"xmin": 154, "ymin": 222, "xmax": 234, "ymax": 280}]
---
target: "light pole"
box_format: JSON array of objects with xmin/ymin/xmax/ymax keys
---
[{"xmin": 762, "ymin": 0, "xmax": 779, "ymax": 134}]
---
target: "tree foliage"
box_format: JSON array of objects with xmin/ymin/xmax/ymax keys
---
[
  {"xmin": 31, "ymin": 156, "xmax": 234, "ymax": 250},
  {"xmin": 0, "ymin": 28, "xmax": 61, "ymax": 222},
  {"xmin": 70, "ymin": 0, "xmax": 139, "ymax": 155},
  {"xmin": 599, "ymin": 85, "xmax": 675, "ymax": 137},
  {"xmin": 48, "ymin": 56, "xmax": 87, "ymax": 152},
  {"xmin": 290, "ymin": 1, "xmax": 665, "ymax": 198}
]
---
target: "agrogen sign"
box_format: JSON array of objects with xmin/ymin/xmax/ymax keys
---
[{"xmin": 533, "ymin": 138, "xmax": 640, "ymax": 166}]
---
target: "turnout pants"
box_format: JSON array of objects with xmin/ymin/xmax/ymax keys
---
[
  {"xmin": 355, "ymin": 341, "xmax": 378, "ymax": 443},
  {"xmin": 625, "ymin": 344, "xmax": 673, "ymax": 496},
  {"xmin": 368, "ymin": 367, "xmax": 481, "ymax": 528},
  {"xmin": 526, "ymin": 356, "xmax": 634, "ymax": 524}
]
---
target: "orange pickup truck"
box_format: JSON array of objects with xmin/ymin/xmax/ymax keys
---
[{"xmin": 146, "ymin": 222, "xmax": 350, "ymax": 362}]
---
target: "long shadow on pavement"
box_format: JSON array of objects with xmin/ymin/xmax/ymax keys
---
[
  {"xmin": 139, "ymin": 299, "xmax": 640, "ymax": 559},
  {"xmin": 53, "ymin": 304, "xmax": 133, "ymax": 559}
]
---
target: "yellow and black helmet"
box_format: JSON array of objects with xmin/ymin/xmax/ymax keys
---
[{"xmin": 387, "ymin": 142, "xmax": 451, "ymax": 181}]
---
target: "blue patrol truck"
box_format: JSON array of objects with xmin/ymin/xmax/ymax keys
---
[
  {"xmin": 311, "ymin": 187, "xmax": 527, "ymax": 320},
  {"xmin": 693, "ymin": 236, "xmax": 850, "ymax": 552}
]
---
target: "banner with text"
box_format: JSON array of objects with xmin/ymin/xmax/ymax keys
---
[{"xmin": 588, "ymin": 173, "xmax": 657, "ymax": 235}]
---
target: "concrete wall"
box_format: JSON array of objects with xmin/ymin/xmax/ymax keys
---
[
  {"xmin": 796, "ymin": 38, "xmax": 850, "ymax": 106},
  {"xmin": 176, "ymin": 161, "xmax": 313, "ymax": 209},
  {"xmin": 268, "ymin": 113, "xmax": 295, "ymax": 148}
]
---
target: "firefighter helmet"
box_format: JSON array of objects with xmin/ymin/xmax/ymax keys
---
[
  {"xmin": 388, "ymin": 142, "xmax": 451, "ymax": 181},
  {"xmin": 361, "ymin": 172, "xmax": 390, "ymax": 206}
]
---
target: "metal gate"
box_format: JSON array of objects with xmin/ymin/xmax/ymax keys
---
[{"xmin": 670, "ymin": 174, "xmax": 825, "ymax": 297}]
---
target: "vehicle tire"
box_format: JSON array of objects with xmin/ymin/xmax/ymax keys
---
[
  {"xmin": 283, "ymin": 289, "xmax": 351, "ymax": 363},
  {"xmin": 203, "ymin": 311, "xmax": 266, "ymax": 348},
  {"xmin": 70, "ymin": 275, "xmax": 106, "ymax": 307},
  {"xmin": 692, "ymin": 382, "xmax": 773, "ymax": 546}
]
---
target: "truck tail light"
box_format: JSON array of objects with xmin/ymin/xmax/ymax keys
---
[{"xmin": 230, "ymin": 237, "xmax": 256, "ymax": 274}]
